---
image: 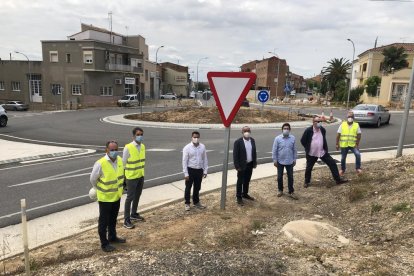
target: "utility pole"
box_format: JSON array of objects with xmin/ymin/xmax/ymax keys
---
[{"xmin": 346, "ymin": 38, "xmax": 355, "ymax": 110}]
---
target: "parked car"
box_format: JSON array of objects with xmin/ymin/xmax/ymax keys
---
[
  {"xmin": 160, "ymin": 92, "xmax": 177, "ymax": 100},
  {"xmin": 351, "ymin": 104, "xmax": 391, "ymax": 127},
  {"xmin": 0, "ymin": 105, "xmax": 8, "ymax": 127},
  {"xmin": 117, "ymin": 94, "xmax": 139, "ymax": 107},
  {"xmin": 241, "ymin": 98, "xmax": 250, "ymax": 107},
  {"xmin": 3, "ymin": 101, "xmax": 29, "ymax": 111},
  {"xmin": 189, "ymin": 91, "xmax": 196, "ymax": 99}
]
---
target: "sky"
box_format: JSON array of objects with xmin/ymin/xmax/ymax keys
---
[{"xmin": 1, "ymin": 0, "xmax": 413, "ymax": 80}]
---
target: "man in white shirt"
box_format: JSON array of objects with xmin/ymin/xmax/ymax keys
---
[{"xmin": 182, "ymin": 131, "xmax": 208, "ymax": 211}]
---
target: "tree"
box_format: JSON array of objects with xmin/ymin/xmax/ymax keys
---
[
  {"xmin": 321, "ymin": 58, "xmax": 351, "ymax": 94},
  {"xmin": 382, "ymin": 46, "xmax": 408, "ymax": 73},
  {"xmin": 365, "ymin": 76, "xmax": 381, "ymax": 97}
]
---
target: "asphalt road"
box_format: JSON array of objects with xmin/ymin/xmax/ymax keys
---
[{"xmin": 1, "ymin": 105, "xmax": 413, "ymax": 227}]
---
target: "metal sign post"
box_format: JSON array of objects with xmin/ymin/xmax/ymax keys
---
[
  {"xmin": 220, "ymin": 126, "xmax": 231, "ymax": 209},
  {"xmin": 257, "ymin": 90, "xmax": 269, "ymax": 117}
]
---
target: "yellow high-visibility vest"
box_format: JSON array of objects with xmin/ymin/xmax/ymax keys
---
[
  {"xmin": 96, "ymin": 156, "xmax": 124, "ymax": 202},
  {"xmin": 124, "ymin": 143, "xmax": 145, "ymax": 179},
  {"xmin": 339, "ymin": 122, "xmax": 359, "ymax": 148}
]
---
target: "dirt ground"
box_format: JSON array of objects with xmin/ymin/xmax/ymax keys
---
[
  {"xmin": 125, "ymin": 106, "xmax": 310, "ymax": 124},
  {"xmin": 3, "ymin": 156, "xmax": 413, "ymax": 275}
]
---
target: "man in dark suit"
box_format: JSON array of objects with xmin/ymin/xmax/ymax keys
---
[{"xmin": 233, "ymin": 126, "xmax": 257, "ymax": 205}]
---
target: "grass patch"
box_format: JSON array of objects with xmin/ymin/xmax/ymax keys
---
[
  {"xmin": 371, "ymin": 203, "xmax": 382, "ymax": 215},
  {"xmin": 391, "ymin": 202, "xmax": 411, "ymax": 213},
  {"xmin": 251, "ymin": 220, "xmax": 266, "ymax": 231},
  {"xmin": 348, "ymin": 184, "xmax": 369, "ymax": 202},
  {"xmin": 217, "ymin": 226, "xmax": 254, "ymax": 249}
]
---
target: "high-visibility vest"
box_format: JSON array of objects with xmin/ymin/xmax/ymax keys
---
[
  {"xmin": 339, "ymin": 122, "xmax": 359, "ymax": 148},
  {"xmin": 125, "ymin": 143, "xmax": 145, "ymax": 179},
  {"xmin": 96, "ymin": 156, "xmax": 124, "ymax": 202}
]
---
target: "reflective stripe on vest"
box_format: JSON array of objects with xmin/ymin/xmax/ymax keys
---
[
  {"xmin": 125, "ymin": 143, "xmax": 145, "ymax": 179},
  {"xmin": 339, "ymin": 122, "xmax": 359, "ymax": 148},
  {"xmin": 96, "ymin": 156, "xmax": 124, "ymax": 202}
]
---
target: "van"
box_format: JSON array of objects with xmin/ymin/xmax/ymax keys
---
[{"xmin": 117, "ymin": 94, "xmax": 139, "ymax": 107}]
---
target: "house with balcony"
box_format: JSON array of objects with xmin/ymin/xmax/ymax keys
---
[
  {"xmin": 350, "ymin": 43, "xmax": 414, "ymax": 106},
  {"xmin": 0, "ymin": 23, "xmax": 155, "ymax": 108}
]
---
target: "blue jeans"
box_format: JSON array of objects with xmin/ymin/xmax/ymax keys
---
[
  {"xmin": 277, "ymin": 163, "xmax": 294, "ymax": 194},
  {"xmin": 340, "ymin": 147, "xmax": 361, "ymax": 171}
]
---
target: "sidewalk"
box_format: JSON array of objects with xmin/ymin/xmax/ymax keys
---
[{"xmin": 1, "ymin": 147, "xmax": 413, "ymax": 260}]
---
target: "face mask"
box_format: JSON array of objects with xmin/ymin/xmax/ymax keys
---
[
  {"xmin": 108, "ymin": 151, "xmax": 118, "ymax": 159},
  {"xmin": 243, "ymin": 132, "xmax": 251, "ymax": 139},
  {"xmin": 315, "ymin": 122, "xmax": 322, "ymax": 128},
  {"xmin": 192, "ymin": 138, "xmax": 199, "ymax": 144},
  {"xmin": 135, "ymin": 135, "xmax": 143, "ymax": 143},
  {"xmin": 347, "ymin": 117, "xmax": 354, "ymax": 123},
  {"xmin": 282, "ymin": 129, "xmax": 290, "ymax": 136}
]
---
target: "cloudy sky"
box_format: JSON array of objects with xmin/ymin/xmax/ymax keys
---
[{"xmin": 1, "ymin": 0, "xmax": 413, "ymax": 80}]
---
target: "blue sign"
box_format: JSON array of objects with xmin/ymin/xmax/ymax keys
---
[
  {"xmin": 257, "ymin": 90, "xmax": 269, "ymax": 103},
  {"xmin": 284, "ymin": 84, "xmax": 291, "ymax": 93}
]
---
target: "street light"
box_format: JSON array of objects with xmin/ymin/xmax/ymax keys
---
[
  {"xmin": 196, "ymin": 57, "xmax": 208, "ymax": 105},
  {"xmin": 155, "ymin": 45, "xmax": 164, "ymax": 99},
  {"xmin": 268, "ymin": 51, "xmax": 281, "ymax": 99},
  {"xmin": 14, "ymin": 51, "xmax": 31, "ymax": 103},
  {"xmin": 346, "ymin": 38, "xmax": 355, "ymax": 110}
]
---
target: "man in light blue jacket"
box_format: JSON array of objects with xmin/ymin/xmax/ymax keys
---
[{"xmin": 272, "ymin": 123, "xmax": 298, "ymax": 199}]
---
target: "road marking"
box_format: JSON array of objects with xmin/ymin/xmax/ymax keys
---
[
  {"xmin": 0, "ymin": 134, "xmax": 105, "ymax": 148},
  {"xmin": 147, "ymin": 148, "xmax": 175, "ymax": 152},
  {"xmin": 8, "ymin": 172, "xmax": 91, "ymax": 187}
]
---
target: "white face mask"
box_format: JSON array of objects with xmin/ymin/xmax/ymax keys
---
[
  {"xmin": 347, "ymin": 117, "xmax": 354, "ymax": 123},
  {"xmin": 192, "ymin": 137, "xmax": 199, "ymax": 144},
  {"xmin": 282, "ymin": 129, "xmax": 290, "ymax": 136},
  {"xmin": 243, "ymin": 132, "xmax": 251, "ymax": 139}
]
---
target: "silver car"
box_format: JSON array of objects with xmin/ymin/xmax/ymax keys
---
[
  {"xmin": 352, "ymin": 104, "xmax": 391, "ymax": 127},
  {"xmin": 3, "ymin": 101, "xmax": 29, "ymax": 111}
]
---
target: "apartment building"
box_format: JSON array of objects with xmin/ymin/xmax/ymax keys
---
[{"xmin": 160, "ymin": 62, "xmax": 189, "ymax": 97}]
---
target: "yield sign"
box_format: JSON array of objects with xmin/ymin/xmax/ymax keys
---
[{"xmin": 207, "ymin": 72, "xmax": 256, "ymax": 127}]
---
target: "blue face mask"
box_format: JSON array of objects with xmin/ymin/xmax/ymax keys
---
[
  {"xmin": 108, "ymin": 151, "xmax": 118, "ymax": 159},
  {"xmin": 135, "ymin": 135, "xmax": 143, "ymax": 143}
]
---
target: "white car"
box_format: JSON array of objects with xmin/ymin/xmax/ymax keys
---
[
  {"xmin": 0, "ymin": 105, "xmax": 8, "ymax": 127},
  {"xmin": 160, "ymin": 92, "xmax": 177, "ymax": 100},
  {"xmin": 117, "ymin": 94, "xmax": 139, "ymax": 107}
]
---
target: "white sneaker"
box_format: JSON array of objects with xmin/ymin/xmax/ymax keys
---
[
  {"xmin": 194, "ymin": 202, "xmax": 206, "ymax": 209},
  {"xmin": 185, "ymin": 204, "xmax": 191, "ymax": 211}
]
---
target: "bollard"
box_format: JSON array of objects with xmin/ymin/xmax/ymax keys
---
[{"xmin": 21, "ymin": 199, "xmax": 30, "ymax": 275}]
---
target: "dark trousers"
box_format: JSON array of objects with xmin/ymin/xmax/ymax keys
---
[
  {"xmin": 124, "ymin": 177, "xmax": 144, "ymax": 220},
  {"xmin": 185, "ymin": 167, "xmax": 204, "ymax": 204},
  {"xmin": 277, "ymin": 164, "xmax": 294, "ymax": 194},
  {"xmin": 236, "ymin": 162, "xmax": 254, "ymax": 198},
  {"xmin": 98, "ymin": 199, "xmax": 120, "ymax": 247},
  {"xmin": 305, "ymin": 153, "xmax": 340, "ymax": 184}
]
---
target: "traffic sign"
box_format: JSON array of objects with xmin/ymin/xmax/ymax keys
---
[
  {"xmin": 207, "ymin": 72, "xmax": 256, "ymax": 127},
  {"xmin": 257, "ymin": 90, "xmax": 269, "ymax": 103}
]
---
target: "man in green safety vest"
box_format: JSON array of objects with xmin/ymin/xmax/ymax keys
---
[
  {"xmin": 90, "ymin": 140, "xmax": 126, "ymax": 252},
  {"xmin": 336, "ymin": 111, "xmax": 362, "ymax": 176},
  {"xmin": 122, "ymin": 127, "xmax": 146, "ymax": 229}
]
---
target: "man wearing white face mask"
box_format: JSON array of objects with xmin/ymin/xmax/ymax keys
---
[
  {"xmin": 233, "ymin": 126, "xmax": 257, "ymax": 205},
  {"xmin": 182, "ymin": 131, "xmax": 208, "ymax": 211},
  {"xmin": 300, "ymin": 116, "xmax": 348, "ymax": 188},
  {"xmin": 336, "ymin": 111, "xmax": 362, "ymax": 175},
  {"xmin": 123, "ymin": 127, "xmax": 146, "ymax": 229}
]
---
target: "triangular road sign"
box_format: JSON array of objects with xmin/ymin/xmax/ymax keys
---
[{"xmin": 207, "ymin": 72, "xmax": 256, "ymax": 127}]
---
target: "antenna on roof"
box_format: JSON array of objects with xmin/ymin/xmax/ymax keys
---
[
  {"xmin": 374, "ymin": 36, "xmax": 378, "ymax": 48},
  {"xmin": 108, "ymin": 11, "xmax": 113, "ymax": 44}
]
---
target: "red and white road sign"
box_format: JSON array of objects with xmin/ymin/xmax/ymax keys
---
[{"xmin": 207, "ymin": 72, "xmax": 256, "ymax": 127}]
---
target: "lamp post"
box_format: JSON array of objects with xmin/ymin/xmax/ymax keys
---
[
  {"xmin": 346, "ymin": 38, "xmax": 355, "ymax": 110},
  {"xmin": 268, "ymin": 51, "xmax": 281, "ymax": 99},
  {"xmin": 196, "ymin": 57, "xmax": 208, "ymax": 105},
  {"xmin": 154, "ymin": 45, "xmax": 164, "ymax": 109},
  {"xmin": 14, "ymin": 51, "xmax": 31, "ymax": 103}
]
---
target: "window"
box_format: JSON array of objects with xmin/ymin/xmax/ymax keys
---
[
  {"xmin": 145, "ymin": 70, "xmax": 149, "ymax": 81},
  {"xmin": 11, "ymin": 81, "xmax": 21, "ymax": 91},
  {"xmin": 66, "ymin": 53, "xmax": 71, "ymax": 63},
  {"xmin": 0, "ymin": 81, "xmax": 4, "ymax": 90},
  {"xmin": 51, "ymin": 84, "xmax": 62, "ymax": 95},
  {"xmin": 71, "ymin": 84, "xmax": 82, "ymax": 95},
  {"xmin": 124, "ymin": 84, "xmax": 133, "ymax": 95},
  {"xmin": 83, "ymin": 51, "xmax": 93, "ymax": 64},
  {"xmin": 30, "ymin": 74, "xmax": 42, "ymax": 96},
  {"xmin": 362, "ymin": 63, "xmax": 367, "ymax": 72},
  {"xmin": 100, "ymin": 86, "xmax": 113, "ymax": 96},
  {"xmin": 49, "ymin": 51, "xmax": 58, "ymax": 62}
]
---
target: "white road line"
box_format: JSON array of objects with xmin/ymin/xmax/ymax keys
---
[
  {"xmin": 0, "ymin": 134, "xmax": 104, "ymax": 148},
  {"xmin": 8, "ymin": 173, "xmax": 91, "ymax": 187},
  {"xmin": 147, "ymin": 148, "xmax": 175, "ymax": 152}
]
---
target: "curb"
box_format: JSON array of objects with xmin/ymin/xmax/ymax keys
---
[{"xmin": 0, "ymin": 149, "xmax": 94, "ymax": 165}]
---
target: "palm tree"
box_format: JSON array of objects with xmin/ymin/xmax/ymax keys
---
[
  {"xmin": 321, "ymin": 57, "xmax": 351, "ymax": 94},
  {"xmin": 382, "ymin": 46, "xmax": 409, "ymax": 72}
]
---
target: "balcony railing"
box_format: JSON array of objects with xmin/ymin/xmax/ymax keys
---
[{"xmin": 105, "ymin": 63, "xmax": 143, "ymax": 73}]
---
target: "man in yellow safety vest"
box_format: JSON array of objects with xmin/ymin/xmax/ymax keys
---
[
  {"xmin": 122, "ymin": 127, "xmax": 146, "ymax": 229},
  {"xmin": 336, "ymin": 111, "xmax": 362, "ymax": 176},
  {"xmin": 90, "ymin": 140, "xmax": 126, "ymax": 252}
]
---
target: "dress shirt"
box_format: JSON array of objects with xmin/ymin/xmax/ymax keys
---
[
  {"xmin": 90, "ymin": 154, "xmax": 119, "ymax": 188},
  {"xmin": 122, "ymin": 140, "xmax": 142, "ymax": 168},
  {"xmin": 308, "ymin": 127, "xmax": 325, "ymax": 157},
  {"xmin": 182, "ymin": 142, "xmax": 208, "ymax": 177},
  {"xmin": 272, "ymin": 134, "xmax": 297, "ymax": 165},
  {"xmin": 243, "ymin": 138, "xmax": 253, "ymax": 163}
]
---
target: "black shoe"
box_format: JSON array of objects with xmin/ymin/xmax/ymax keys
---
[
  {"xmin": 242, "ymin": 194, "xmax": 255, "ymax": 201},
  {"xmin": 336, "ymin": 178, "xmax": 349, "ymax": 185},
  {"xmin": 130, "ymin": 213, "xmax": 145, "ymax": 221},
  {"xmin": 304, "ymin": 182, "xmax": 310, "ymax": 188},
  {"xmin": 237, "ymin": 198, "xmax": 244, "ymax": 206},
  {"xmin": 123, "ymin": 219, "xmax": 135, "ymax": 229},
  {"xmin": 101, "ymin": 244, "xmax": 115, "ymax": 252},
  {"xmin": 109, "ymin": 237, "xmax": 126, "ymax": 243}
]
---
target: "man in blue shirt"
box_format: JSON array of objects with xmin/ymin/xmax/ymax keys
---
[{"xmin": 272, "ymin": 123, "xmax": 298, "ymax": 199}]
